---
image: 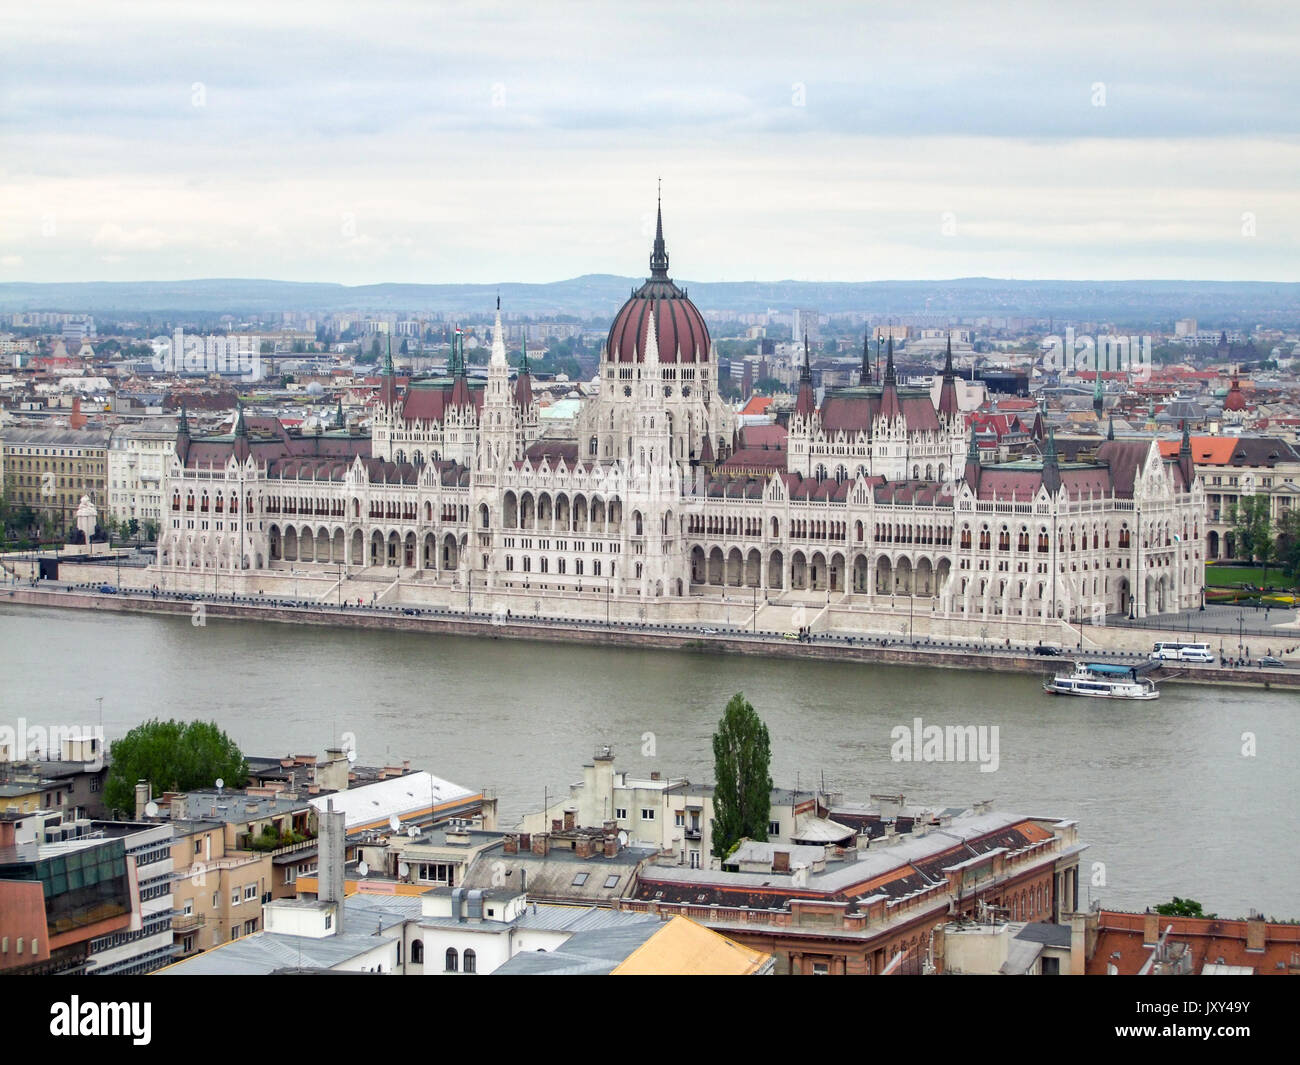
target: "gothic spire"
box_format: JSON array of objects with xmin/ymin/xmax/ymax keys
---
[
  {"xmin": 943, "ymin": 332, "xmax": 953, "ymax": 378},
  {"xmin": 884, "ymin": 333, "xmax": 896, "ymax": 385},
  {"xmin": 862, "ymin": 328, "xmax": 871, "ymax": 383},
  {"xmin": 1107, "ymin": 412, "xmax": 1115, "ymax": 441},
  {"xmin": 649, "ymin": 179, "xmax": 670, "ymax": 279}
]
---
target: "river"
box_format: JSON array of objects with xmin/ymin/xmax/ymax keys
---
[{"xmin": 2, "ymin": 603, "xmax": 1295, "ymax": 918}]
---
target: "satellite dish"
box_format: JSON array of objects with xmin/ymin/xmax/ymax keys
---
[
  {"xmin": 407, "ymin": 826, "xmax": 420, "ymax": 838},
  {"xmin": 388, "ymin": 814, "xmax": 401, "ymax": 832},
  {"xmin": 398, "ymin": 862, "xmax": 410, "ymax": 877},
  {"xmin": 357, "ymin": 861, "xmax": 369, "ymax": 877},
  {"xmin": 214, "ymin": 778, "xmax": 224, "ymax": 790},
  {"xmin": 346, "ymin": 749, "xmax": 357, "ymax": 764},
  {"xmin": 617, "ymin": 831, "xmax": 628, "ymax": 846},
  {"xmin": 144, "ymin": 801, "xmax": 159, "ymax": 818}
]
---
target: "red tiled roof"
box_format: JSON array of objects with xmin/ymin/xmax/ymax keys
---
[{"xmin": 1086, "ymin": 910, "xmax": 1300, "ymax": 975}]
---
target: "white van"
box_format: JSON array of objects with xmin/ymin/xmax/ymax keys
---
[{"xmin": 1150, "ymin": 641, "xmax": 1212, "ymax": 662}]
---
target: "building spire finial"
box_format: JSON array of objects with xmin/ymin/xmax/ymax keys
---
[
  {"xmin": 862, "ymin": 327, "xmax": 871, "ymax": 383},
  {"xmin": 650, "ymin": 180, "xmax": 669, "ymax": 279}
]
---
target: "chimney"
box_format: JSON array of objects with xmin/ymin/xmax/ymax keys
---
[
  {"xmin": 531, "ymin": 832, "xmax": 549, "ymax": 856},
  {"xmin": 518, "ymin": 833, "xmax": 530, "ymax": 851},
  {"xmin": 563, "ymin": 809, "xmax": 576, "ymax": 831},
  {"xmin": 317, "ymin": 798, "xmax": 347, "ymax": 935},
  {"xmin": 0, "ymin": 817, "xmax": 15, "ymax": 849},
  {"xmin": 650, "ymin": 771, "xmax": 661, "ymax": 781},
  {"xmin": 551, "ymin": 818, "xmax": 562, "ymax": 833},
  {"xmin": 575, "ymin": 836, "xmax": 594, "ymax": 858},
  {"xmin": 503, "ymin": 834, "xmax": 519, "ymax": 855},
  {"xmin": 602, "ymin": 819, "xmax": 617, "ymax": 837},
  {"xmin": 316, "ymin": 748, "xmax": 350, "ymax": 793},
  {"xmin": 1143, "ymin": 911, "xmax": 1159, "ymax": 946},
  {"xmin": 134, "ymin": 780, "xmax": 152, "ymax": 820},
  {"xmin": 1246, "ymin": 914, "xmax": 1266, "ymax": 952},
  {"xmin": 604, "ymin": 836, "xmax": 618, "ymax": 858},
  {"xmin": 772, "ymin": 849, "xmax": 790, "ymax": 873}
]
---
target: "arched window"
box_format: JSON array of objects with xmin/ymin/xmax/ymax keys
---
[
  {"xmin": 445, "ymin": 948, "xmax": 458, "ymax": 972},
  {"xmin": 590, "ymin": 436, "xmax": 598, "ymax": 456},
  {"xmin": 411, "ymin": 940, "xmax": 423, "ymax": 964},
  {"xmin": 464, "ymin": 949, "xmax": 477, "ymax": 974}
]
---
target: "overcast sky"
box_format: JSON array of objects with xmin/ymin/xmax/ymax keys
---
[{"xmin": 2, "ymin": 1, "xmax": 1298, "ymax": 285}]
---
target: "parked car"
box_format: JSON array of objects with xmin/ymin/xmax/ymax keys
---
[
  {"xmin": 1033, "ymin": 644, "xmax": 1062, "ymax": 656},
  {"xmin": 701, "ymin": 627, "xmax": 719, "ymax": 635},
  {"xmin": 98, "ymin": 584, "xmax": 118, "ymax": 594},
  {"xmin": 782, "ymin": 632, "xmax": 799, "ymax": 640},
  {"xmin": 1259, "ymin": 655, "xmax": 1285, "ymax": 668}
]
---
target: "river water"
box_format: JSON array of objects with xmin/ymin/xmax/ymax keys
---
[{"xmin": 2, "ymin": 603, "xmax": 1295, "ymax": 918}]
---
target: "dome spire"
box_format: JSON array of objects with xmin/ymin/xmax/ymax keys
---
[{"xmin": 649, "ymin": 178, "xmax": 670, "ymax": 279}]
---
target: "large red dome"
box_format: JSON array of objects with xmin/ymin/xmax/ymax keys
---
[{"xmin": 605, "ymin": 203, "xmax": 711, "ymax": 364}]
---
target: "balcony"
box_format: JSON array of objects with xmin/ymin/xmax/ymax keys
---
[
  {"xmin": 685, "ymin": 827, "xmax": 702, "ymax": 841},
  {"xmin": 171, "ymin": 913, "xmax": 203, "ymax": 932}
]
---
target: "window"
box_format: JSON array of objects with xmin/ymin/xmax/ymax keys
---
[
  {"xmin": 572, "ymin": 872, "xmax": 589, "ymax": 886},
  {"xmin": 768, "ymin": 820, "xmax": 781, "ymax": 836},
  {"xmin": 445, "ymin": 948, "xmax": 459, "ymax": 973},
  {"xmin": 243, "ymin": 883, "xmax": 257, "ymax": 901},
  {"xmin": 183, "ymin": 900, "xmax": 193, "ymax": 916},
  {"xmin": 674, "ymin": 812, "xmax": 685, "ymax": 827},
  {"xmin": 411, "ymin": 940, "xmax": 423, "ymax": 964},
  {"xmin": 604, "ymin": 874, "xmax": 620, "ymax": 889},
  {"xmin": 464, "ymin": 949, "xmax": 477, "ymax": 974},
  {"xmin": 615, "ymin": 807, "xmax": 627, "ymax": 820},
  {"xmin": 231, "ymin": 889, "xmax": 240, "ymax": 906},
  {"xmin": 641, "ymin": 809, "xmax": 655, "ymax": 821}
]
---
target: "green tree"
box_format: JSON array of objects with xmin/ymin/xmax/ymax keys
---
[
  {"xmin": 1154, "ymin": 896, "xmax": 1215, "ymax": 919},
  {"xmin": 105, "ymin": 719, "xmax": 249, "ymax": 815},
  {"xmin": 711, "ymin": 693, "xmax": 773, "ymax": 858},
  {"xmin": 1276, "ymin": 508, "xmax": 1300, "ymax": 582},
  {"xmin": 1227, "ymin": 494, "xmax": 1275, "ymax": 585}
]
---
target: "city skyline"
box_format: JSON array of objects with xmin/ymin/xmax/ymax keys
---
[{"xmin": 2, "ymin": 1, "xmax": 1299, "ymax": 285}]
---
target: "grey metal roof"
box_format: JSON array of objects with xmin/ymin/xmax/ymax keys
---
[
  {"xmin": 1014, "ymin": 921, "xmax": 1073, "ymax": 948},
  {"xmin": 161, "ymin": 930, "xmax": 397, "ymax": 975},
  {"xmin": 641, "ymin": 811, "xmax": 1037, "ymax": 896},
  {"xmin": 493, "ymin": 920, "xmax": 664, "ymax": 976}
]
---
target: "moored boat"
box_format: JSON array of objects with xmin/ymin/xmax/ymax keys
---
[{"xmin": 1043, "ymin": 661, "xmax": 1160, "ymax": 700}]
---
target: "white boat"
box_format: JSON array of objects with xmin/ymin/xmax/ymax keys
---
[{"xmin": 1043, "ymin": 661, "xmax": 1160, "ymax": 700}]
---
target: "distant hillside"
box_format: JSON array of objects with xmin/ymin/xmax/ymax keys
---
[{"xmin": 1, "ymin": 275, "xmax": 1297, "ymax": 326}]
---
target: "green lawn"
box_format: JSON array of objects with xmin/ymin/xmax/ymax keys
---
[{"xmin": 1204, "ymin": 565, "xmax": 1298, "ymax": 590}]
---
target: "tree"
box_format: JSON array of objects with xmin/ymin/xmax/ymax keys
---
[
  {"xmin": 711, "ymin": 693, "xmax": 773, "ymax": 858},
  {"xmin": 1276, "ymin": 508, "xmax": 1300, "ymax": 582},
  {"xmin": 105, "ymin": 719, "xmax": 249, "ymax": 815},
  {"xmin": 1227, "ymin": 494, "xmax": 1275, "ymax": 584},
  {"xmin": 1154, "ymin": 896, "xmax": 1215, "ymax": 919}
]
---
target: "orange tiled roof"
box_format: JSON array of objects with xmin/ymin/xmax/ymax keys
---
[{"xmin": 1156, "ymin": 436, "xmax": 1236, "ymax": 464}]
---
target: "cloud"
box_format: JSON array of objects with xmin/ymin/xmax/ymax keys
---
[{"xmin": 1, "ymin": 1, "xmax": 1298, "ymax": 282}]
